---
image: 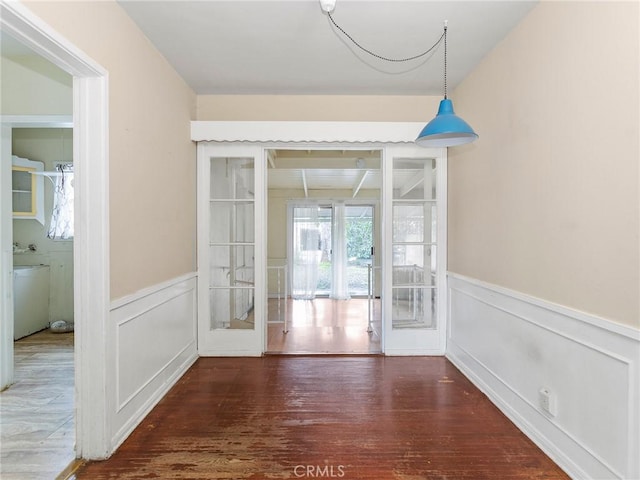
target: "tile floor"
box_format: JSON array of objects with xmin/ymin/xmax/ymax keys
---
[{"xmin": 0, "ymin": 330, "xmax": 75, "ymax": 480}]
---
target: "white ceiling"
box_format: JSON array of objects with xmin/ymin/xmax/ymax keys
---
[
  {"xmin": 116, "ymin": 0, "xmax": 536, "ymax": 191},
  {"xmin": 117, "ymin": 0, "xmax": 537, "ymax": 95},
  {"xmin": 2, "ymin": 1, "xmax": 538, "ymax": 192}
]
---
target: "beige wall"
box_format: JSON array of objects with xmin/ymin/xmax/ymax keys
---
[
  {"xmin": 0, "ymin": 55, "xmax": 72, "ymax": 115},
  {"xmin": 197, "ymin": 95, "xmax": 440, "ymax": 121},
  {"xmin": 22, "ymin": 1, "xmax": 197, "ymax": 299},
  {"xmin": 449, "ymin": 1, "xmax": 639, "ymax": 327}
]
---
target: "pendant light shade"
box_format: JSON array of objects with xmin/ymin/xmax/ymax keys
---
[
  {"xmin": 415, "ymin": 23, "xmax": 478, "ymax": 148},
  {"xmin": 415, "ymin": 98, "xmax": 478, "ymax": 147}
]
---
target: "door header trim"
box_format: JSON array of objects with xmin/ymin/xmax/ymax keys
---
[{"xmin": 191, "ymin": 121, "xmax": 431, "ymax": 144}]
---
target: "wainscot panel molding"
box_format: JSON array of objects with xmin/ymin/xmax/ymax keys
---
[
  {"xmin": 110, "ymin": 273, "xmax": 198, "ymax": 450},
  {"xmin": 446, "ymin": 273, "xmax": 639, "ymax": 480}
]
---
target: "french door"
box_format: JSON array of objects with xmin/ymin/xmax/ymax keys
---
[
  {"xmin": 196, "ymin": 138, "xmax": 446, "ymax": 356},
  {"xmin": 289, "ymin": 202, "xmax": 375, "ymax": 300},
  {"xmin": 382, "ymin": 145, "xmax": 447, "ymax": 355},
  {"xmin": 197, "ymin": 144, "xmax": 265, "ymax": 356}
]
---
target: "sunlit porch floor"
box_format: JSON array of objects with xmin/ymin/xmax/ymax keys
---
[{"xmin": 267, "ymin": 298, "xmax": 381, "ymax": 354}]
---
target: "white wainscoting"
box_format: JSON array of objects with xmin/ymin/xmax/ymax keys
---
[
  {"xmin": 109, "ymin": 273, "xmax": 198, "ymax": 450},
  {"xmin": 447, "ymin": 273, "xmax": 639, "ymax": 480}
]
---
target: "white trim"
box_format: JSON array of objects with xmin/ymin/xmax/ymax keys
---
[
  {"xmin": 73, "ymin": 70, "xmax": 110, "ymax": 461},
  {"xmin": 0, "ymin": 1, "xmax": 111, "ymax": 459},
  {"xmin": 448, "ymin": 273, "xmax": 640, "ymax": 341},
  {"xmin": 0, "ymin": 2, "xmax": 104, "ymax": 76},
  {"xmin": 0, "ymin": 115, "xmax": 72, "ymax": 128},
  {"xmin": 110, "ymin": 272, "xmax": 197, "ymax": 310},
  {"xmin": 0, "ymin": 124, "xmax": 13, "ymax": 390},
  {"xmin": 191, "ymin": 121, "xmax": 426, "ymax": 143},
  {"xmin": 447, "ymin": 273, "xmax": 640, "ymax": 480}
]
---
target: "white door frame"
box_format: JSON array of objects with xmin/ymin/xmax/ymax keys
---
[
  {"xmin": 0, "ymin": 122, "xmax": 13, "ymax": 388},
  {"xmin": 0, "ymin": 1, "xmax": 110, "ymax": 458},
  {"xmin": 1, "ymin": 116, "xmax": 73, "ymax": 389}
]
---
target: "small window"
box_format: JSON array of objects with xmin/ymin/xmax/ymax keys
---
[{"xmin": 47, "ymin": 163, "xmax": 74, "ymax": 240}]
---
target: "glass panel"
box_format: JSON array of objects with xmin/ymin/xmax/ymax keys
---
[
  {"xmin": 210, "ymin": 202, "xmax": 255, "ymax": 244},
  {"xmin": 12, "ymin": 192, "xmax": 33, "ymax": 214},
  {"xmin": 392, "ymin": 158, "xmax": 436, "ymax": 200},
  {"xmin": 12, "ymin": 168, "xmax": 32, "ymax": 191},
  {"xmin": 210, "ymin": 288, "xmax": 255, "ymax": 330},
  {"xmin": 12, "ymin": 168, "xmax": 34, "ymax": 214},
  {"xmin": 392, "ymin": 287, "xmax": 436, "ymax": 329},
  {"xmin": 393, "ymin": 204, "xmax": 424, "ymax": 243},
  {"xmin": 392, "ymin": 246, "xmax": 436, "ymax": 287},
  {"xmin": 210, "ymin": 157, "xmax": 254, "ymax": 200},
  {"xmin": 209, "ymin": 246, "xmax": 254, "ymax": 287}
]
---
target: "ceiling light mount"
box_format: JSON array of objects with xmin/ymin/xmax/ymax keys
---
[{"xmin": 320, "ymin": 0, "xmax": 336, "ymax": 14}]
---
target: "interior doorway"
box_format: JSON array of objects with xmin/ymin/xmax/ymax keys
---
[
  {"xmin": 266, "ymin": 149, "xmax": 382, "ymax": 354},
  {"xmin": 1, "ymin": 36, "xmax": 77, "ymax": 478},
  {"xmin": 1, "ymin": 0, "xmax": 110, "ymax": 462}
]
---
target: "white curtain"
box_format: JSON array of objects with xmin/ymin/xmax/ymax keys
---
[
  {"xmin": 330, "ymin": 203, "xmax": 350, "ymax": 300},
  {"xmin": 291, "ymin": 206, "xmax": 320, "ymax": 300},
  {"xmin": 47, "ymin": 163, "xmax": 74, "ymax": 240}
]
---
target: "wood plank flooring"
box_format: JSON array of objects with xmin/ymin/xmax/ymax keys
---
[
  {"xmin": 267, "ymin": 298, "xmax": 382, "ymax": 354},
  {"xmin": 72, "ymin": 356, "xmax": 569, "ymax": 480},
  {"xmin": 0, "ymin": 330, "xmax": 75, "ymax": 480}
]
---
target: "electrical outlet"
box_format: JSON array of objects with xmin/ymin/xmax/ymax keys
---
[{"xmin": 539, "ymin": 387, "xmax": 557, "ymax": 416}]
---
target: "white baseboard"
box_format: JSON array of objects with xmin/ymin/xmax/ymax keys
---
[
  {"xmin": 447, "ymin": 273, "xmax": 639, "ymax": 480},
  {"xmin": 109, "ymin": 273, "xmax": 198, "ymax": 451}
]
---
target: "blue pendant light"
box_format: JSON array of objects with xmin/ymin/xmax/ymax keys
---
[{"xmin": 416, "ymin": 23, "xmax": 478, "ymax": 148}]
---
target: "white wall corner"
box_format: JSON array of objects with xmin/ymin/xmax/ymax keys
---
[{"xmin": 446, "ymin": 273, "xmax": 640, "ymax": 480}]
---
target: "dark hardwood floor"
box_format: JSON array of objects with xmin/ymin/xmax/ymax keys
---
[{"xmin": 72, "ymin": 356, "xmax": 568, "ymax": 479}]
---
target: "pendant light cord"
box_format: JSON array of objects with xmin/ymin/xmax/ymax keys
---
[
  {"xmin": 327, "ymin": 11, "xmax": 445, "ymax": 63},
  {"xmin": 444, "ymin": 24, "xmax": 448, "ymax": 98}
]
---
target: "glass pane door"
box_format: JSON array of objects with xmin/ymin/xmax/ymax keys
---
[
  {"xmin": 198, "ymin": 145, "xmax": 265, "ymax": 356},
  {"xmin": 383, "ymin": 145, "xmax": 446, "ymax": 355}
]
